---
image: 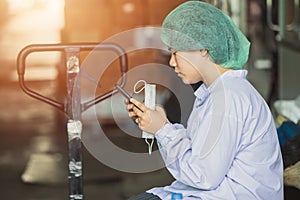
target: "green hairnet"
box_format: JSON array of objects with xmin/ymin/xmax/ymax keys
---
[{"xmin": 161, "ymin": 1, "xmax": 250, "ymax": 70}]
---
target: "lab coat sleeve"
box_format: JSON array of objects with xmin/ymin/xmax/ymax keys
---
[{"xmin": 155, "ymin": 114, "xmax": 242, "ymax": 190}]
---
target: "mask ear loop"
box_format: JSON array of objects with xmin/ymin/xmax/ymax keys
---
[
  {"xmin": 133, "ymin": 80, "xmax": 147, "ymax": 94},
  {"xmin": 145, "ymin": 138, "xmax": 155, "ymax": 155}
]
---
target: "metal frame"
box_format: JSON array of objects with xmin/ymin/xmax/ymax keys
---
[
  {"xmin": 17, "ymin": 43, "xmax": 128, "ymax": 200},
  {"xmin": 267, "ymin": 0, "xmax": 299, "ymax": 33}
]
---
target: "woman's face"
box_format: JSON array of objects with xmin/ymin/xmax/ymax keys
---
[{"xmin": 168, "ymin": 49, "xmax": 205, "ymax": 84}]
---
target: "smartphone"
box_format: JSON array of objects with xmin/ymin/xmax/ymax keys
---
[{"xmin": 115, "ymin": 84, "xmax": 143, "ymax": 112}]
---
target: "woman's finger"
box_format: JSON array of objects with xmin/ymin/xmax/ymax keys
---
[
  {"xmin": 127, "ymin": 103, "xmax": 134, "ymax": 111},
  {"xmin": 130, "ymin": 98, "xmax": 146, "ymax": 111},
  {"xmin": 132, "ymin": 105, "xmax": 144, "ymax": 117},
  {"xmin": 128, "ymin": 110, "xmax": 137, "ymax": 118}
]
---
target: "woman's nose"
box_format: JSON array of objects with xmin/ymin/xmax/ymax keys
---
[{"xmin": 169, "ymin": 54, "xmax": 177, "ymax": 67}]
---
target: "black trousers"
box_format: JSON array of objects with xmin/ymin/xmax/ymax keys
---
[{"xmin": 128, "ymin": 192, "xmax": 161, "ymax": 200}]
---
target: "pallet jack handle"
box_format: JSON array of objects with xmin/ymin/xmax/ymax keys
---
[{"xmin": 17, "ymin": 43, "xmax": 128, "ymax": 112}]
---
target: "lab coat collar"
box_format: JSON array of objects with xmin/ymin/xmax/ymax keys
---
[{"xmin": 194, "ymin": 70, "xmax": 248, "ymax": 101}]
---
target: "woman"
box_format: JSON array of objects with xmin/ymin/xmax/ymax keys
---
[{"xmin": 127, "ymin": 1, "xmax": 283, "ymax": 199}]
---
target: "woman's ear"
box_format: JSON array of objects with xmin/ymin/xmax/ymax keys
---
[{"xmin": 200, "ymin": 49, "xmax": 209, "ymax": 57}]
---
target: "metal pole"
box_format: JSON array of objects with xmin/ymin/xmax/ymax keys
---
[
  {"xmin": 65, "ymin": 47, "xmax": 83, "ymax": 200},
  {"xmin": 278, "ymin": 0, "xmax": 286, "ymax": 39}
]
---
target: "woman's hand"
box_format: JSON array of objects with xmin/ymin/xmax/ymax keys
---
[{"xmin": 127, "ymin": 98, "xmax": 168, "ymax": 134}]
